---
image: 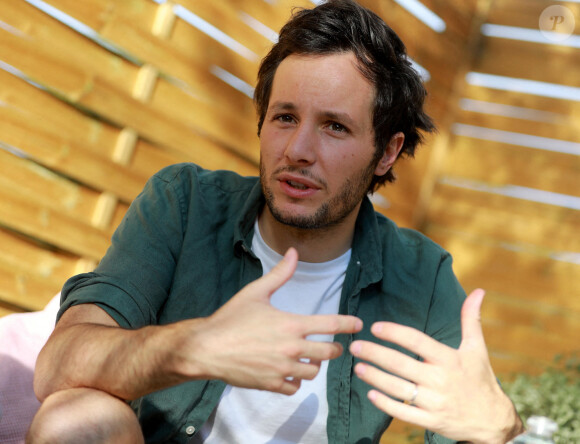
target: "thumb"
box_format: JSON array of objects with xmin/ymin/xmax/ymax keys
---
[
  {"xmin": 247, "ymin": 247, "xmax": 298, "ymax": 302},
  {"xmin": 460, "ymin": 288, "xmax": 486, "ymax": 349}
]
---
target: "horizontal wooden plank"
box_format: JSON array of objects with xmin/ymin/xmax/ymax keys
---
[
  {"xmin": 130, "ymin": 140, "xmax": 259, "ymax": 182},
  {"xmin": 360, "ymin": 0, "xmax": 470, "ymax": 68},
  {"xmin": 173, "ymin": 0, "xmax": 274, "ymax": 58},
  {"xmin": 456, "ymin": 109, "xmax": 580, "ymax": 145},
  {"xmin": 474, "ymin": 37, "xmax": 579, "ymax": 88},
  {"xmin": 0, "ymin": 266, "xmax": 62, "ymax": 312},
  {"xmin": 481, "ymin": 290, "xmax": 580, "ymax": 340},
  {"xmin": 168, "ymin": 13, "xmax": 258, "ymax": 85},
  {"xmin": 425, "ymin": 227, "xmax": 580, "ymax": 310},
  {"xmin": 93, "ymin": 5, "xmax": 256, "ymax": 113},
  {"xmin": 419, "ymin": 0, "xmax": 479, "ymax": 38},
  {"xmin": 0, "ymin": 228, "xmax": 78, "ymax": 286},
  {"xmin": 3, "ymin": 4, "xmax": 261, "ymax": 164},
  {"xmin": 462, "ymin": 84, "xmax": 580, "ymax": 117},
  {"xmin": 0, "ymin": 107, "xmax": 147, "ymax": 202},
  {"xmin": 0, "ymin": 70, "xmax": 120, "ymax": 157},
  {"xmin": 149, "ymin": 77, "xmax": 260, "ymax": 163},
  {"xmin": 0, "ymin": 150, "xmax": 103, "ymax": 225},
  {"xmin": 426, "ymin": 183, "xmax": 580, "ymax": 253},
  {"xmin": 442, "ymin": 136, "xmax": 580, "ymax": 197},
  {"xmin": 3, "ymin": 0, "xmax": 138, "ymax": 95},
  {"xmin": 485, "ymin": 0, "xmax": 579, "ymax": 30},
  {"xmin": 0, "ymin": 186, "xmax": 111, "ymax": 260},
  {"xmin": 222, "ymin": 0, "xmax": 315, "ymax": 37},
  {"xmin": 483, "ymin": 321, "xmax": 579, "ymax": 369}
]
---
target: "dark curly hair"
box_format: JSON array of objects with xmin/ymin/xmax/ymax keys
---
[{"xmin": 254, "ymin": 0, "xmax": 435, "ymax": 192}]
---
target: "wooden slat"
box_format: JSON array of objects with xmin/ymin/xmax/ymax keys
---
[
  {"xmin": 419, "ymin": 0, "xmax": 479, "ymax": 38},
  {"xmin": 425, "ymin": 228, "xmax": 580, "ymax": 310},
  {"xmin": 168, "ymin": 13, "xmax": 258, "ymax": 85},
  {"xmin": 3, "ymin": 3, "xmax": 260, "ymax": 165},
  {"xmin": 222, "ymin": 0, "xmax": 315, "ymax": 37},
  {"xmin": 85, "ymin": 1, "xmax": 255, "ymax": 113},
  {"xmin": 0, "ymin": 186, "xmax": 111, "ymax": 260},
  {"xmin": 475, "ymin": 37, "xmax": 580, "ymax": 88},
  {"xmin": 148, "ymin": 77, "xmax": 260, "ymax": 163},
  {"xmin": 463, "ymin": 84, "xmax": 580, "ymax": 117},
  {"xmin": 3, "ymin": 0, "xmax": 137, "ymax": 96},
  {"xmin": 486, "ymin": 0, "xmax": 580, "ymax": 31},
  {"xmin": 456, "ymin": 109, "xmax": 580, "ymax": 144},
  {"xmin": 360, "ymin": 0, "xmax": 469, "ymax": 70},
  {"xmin": 173, "ymin": 0, "xmax": 274, "ymax": 57},
  {"xmin": 0, "ymin": 70, "xmax": 120, "ymax": 157},
  {"xmin": 481, "ymin": 291, "xmax": 580, "ymax": 342},
  {"xmin": 442, "ymin": 136, "xmax": 580, "ymax": 197},
  {"xmin": 426, "ymin": 184, "xmax": 580, "ymax": 253},
  {"xmin": 0, "ymin": 107, "xmax": 147, "ymax": 203},
  {"xmin": 0, "ymin": 228, "xmax": 78, "ymax": 287},
  {"xmin": 0, "ymin": 266, "xmax": 62, "ymax": 312},
  {"xmin": 0, "ymin": 150, "xmax": 98, "ymax": 225},
  {"xmin": 483, "ymin": 321, "xmax": 579, "ymax": 371},
  {"xmin": 130, "ymin": 139, "xmax": 258, "ymax": 182}
]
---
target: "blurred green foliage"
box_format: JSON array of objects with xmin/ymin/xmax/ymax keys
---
[{"xmin": 501, "ymin": 353, "xmax": 580, "ymax": 444}]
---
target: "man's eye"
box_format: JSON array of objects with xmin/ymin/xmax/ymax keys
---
[
  {"xmin": 275, "ymin": 114, "xmax": 294, "ymax": 124},
  {"xmin": 328, "ymin": 122, "xmax": 348, "ymax": 133}
]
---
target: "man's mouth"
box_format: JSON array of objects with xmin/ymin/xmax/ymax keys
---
[{"xmin": 286, "ymin": 180, "xmax": 309, "ymax": 190}]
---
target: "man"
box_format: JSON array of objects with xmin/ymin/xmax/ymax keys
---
[{"xmin": 28, "ymin": 1, "xmax": 524, "ymax": 443}]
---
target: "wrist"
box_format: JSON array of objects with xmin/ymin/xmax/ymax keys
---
[{"xmin": 472, "ymin": 392, "xmax": 524, "ymax": 444}]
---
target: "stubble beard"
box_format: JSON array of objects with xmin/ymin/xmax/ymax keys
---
[{"xmin": 260, "ymin": 160, "xmax": 376, "ymax": 231}]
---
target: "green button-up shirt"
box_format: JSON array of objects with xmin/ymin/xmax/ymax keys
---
[{"xmin": 60, "ymin": 164, "xmax": 464, "ymax": 444}]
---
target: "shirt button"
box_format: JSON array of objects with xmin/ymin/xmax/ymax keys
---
[{"xmin": 186, "ymin": 425, "xmax": 196, "ymax": 435}]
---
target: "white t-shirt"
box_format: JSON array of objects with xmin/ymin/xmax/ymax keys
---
[{"xmin": 196, "ymin": 221, "xmax": 351, "ymax": 444}]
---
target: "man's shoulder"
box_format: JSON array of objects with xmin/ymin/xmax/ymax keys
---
[
  {"xmin": 373, "ymin": 211, "xmax": 449, "ymax": 267},
  {"xmin": 152, "ymin": 163, "xmax": 259, "ymax": 193}
]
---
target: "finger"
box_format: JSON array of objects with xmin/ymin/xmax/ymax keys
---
[
  {"xmin": 350, "ymin": 340, "xmax": 425, "ymax": 384},
  {"xmin": 460, "ymin": 288, "xmax": 486, "ymax": 348},
  {"xmin": 366, "ymin": 389, "xmax": 433, "ymax": 430},
  {"xmin": 277, "ymin": 377, "xmax": 302, "ymax": 395},
  {"xmin": 300, "ymin": 340, "xmax": 344, "ymax": 361},
  {"xmin": 292, "ymin": 360, "xmax": 322, "ymax": 381},
  {"xmin": 301, "ymin": 314, "xmax": 363, "ymax": 337},
  {"xmin": 244, "ymin": 248, "xmax": 298, "ymax": 301},
  {"xmin": 354, "ymin": 362, "xmax": 420, "ymax": 405},
  {"xmin": 367, "ymin": 322, "xmax": 455, "ymax": 365}
]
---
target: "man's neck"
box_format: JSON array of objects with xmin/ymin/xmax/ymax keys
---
[{"xmin": 257, "ymin": 205, "xmax": 360, "ymax": 263}]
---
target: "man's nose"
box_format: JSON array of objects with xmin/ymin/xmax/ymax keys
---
[{"xmin": 284, "ymin": 123, "xmax": 317, "ymax": 165}]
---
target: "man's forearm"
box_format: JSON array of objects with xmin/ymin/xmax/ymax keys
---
[{"xmin": 34, "ymin": 320, "xmax": 200, "ymax": 402}]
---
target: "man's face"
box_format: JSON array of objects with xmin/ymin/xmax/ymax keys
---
[{"xmin": 259, "ymin": 52, "xmax": 382, "ymax": 230}]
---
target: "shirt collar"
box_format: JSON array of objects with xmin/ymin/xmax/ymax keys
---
[{"xmin": 233, "ymin": 181, "xmax": 384, "ymax": 288}]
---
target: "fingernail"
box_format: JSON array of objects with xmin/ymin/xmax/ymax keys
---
[
  {"xmin": 350, "ymin": 342, "xmax": 361, "ymax": 355},
  {"xmin": 368, "ymin": 390, "xmax": 377, "ymax": 401},
  {"xmin": 355, "ymin": 319, "xmax": 363, "ymax": 330},
  {"xmin": 371, "ymin": 323, "xmax": 383, "ymax": 334},
  {"xmin": 354, "ymin": 362, "xmax": 366, "ymax": 376}
]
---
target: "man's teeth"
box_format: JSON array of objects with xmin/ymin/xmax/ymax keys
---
[{"xmin": 288, "ymin": 180, "xmax": 308, "ymax": 190}]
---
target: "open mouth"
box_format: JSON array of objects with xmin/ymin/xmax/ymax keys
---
[{"xmin": 286, "ymin": 180, "xmax": 310, "ymax": 190}]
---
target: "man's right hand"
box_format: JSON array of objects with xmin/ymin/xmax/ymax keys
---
[
  {"xmin": 35, "ymin": 248, "xmax": 362, "ymax": 402},
  {"xmin": 177, "ymin": 247, "xmax": 363, "ymax": 395}
]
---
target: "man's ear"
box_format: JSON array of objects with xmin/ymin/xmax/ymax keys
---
[{"xmin": 374, "ymin": 132, "xmax": 405, "ymax": 176}]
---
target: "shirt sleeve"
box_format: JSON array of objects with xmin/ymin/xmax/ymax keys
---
[
  {"xmin": 58, "ymin": 166, "xmax": 188, "ymax": 328},
  {"xmin": 424, "ymin": 252, "xmax": 466, "ymax": 349},
  {"xmin": 423, "ymin": 252, "xmax": 466, "ymax": 444}
]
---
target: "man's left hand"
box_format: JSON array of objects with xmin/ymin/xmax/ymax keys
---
[{"xmin": 350, "ymin": 289, "xmax": 524, "ymax": 444}]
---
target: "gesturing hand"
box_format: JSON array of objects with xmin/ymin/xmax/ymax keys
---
[
  {"xmin": 349, "ymin": 289, "xmax": 523, "ymax": 444},
  {"xmin": 186, "ymin": 248, "xmax": 363, "ymax": 395}
]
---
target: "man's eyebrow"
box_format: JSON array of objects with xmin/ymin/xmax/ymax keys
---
[
  {"xmin": 268, "ymin": 101, "xmax": 296, "ymax": 112},
  {"xmin": 321, "ymin": 111, "xmax": 356, "ymax": 127}
]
